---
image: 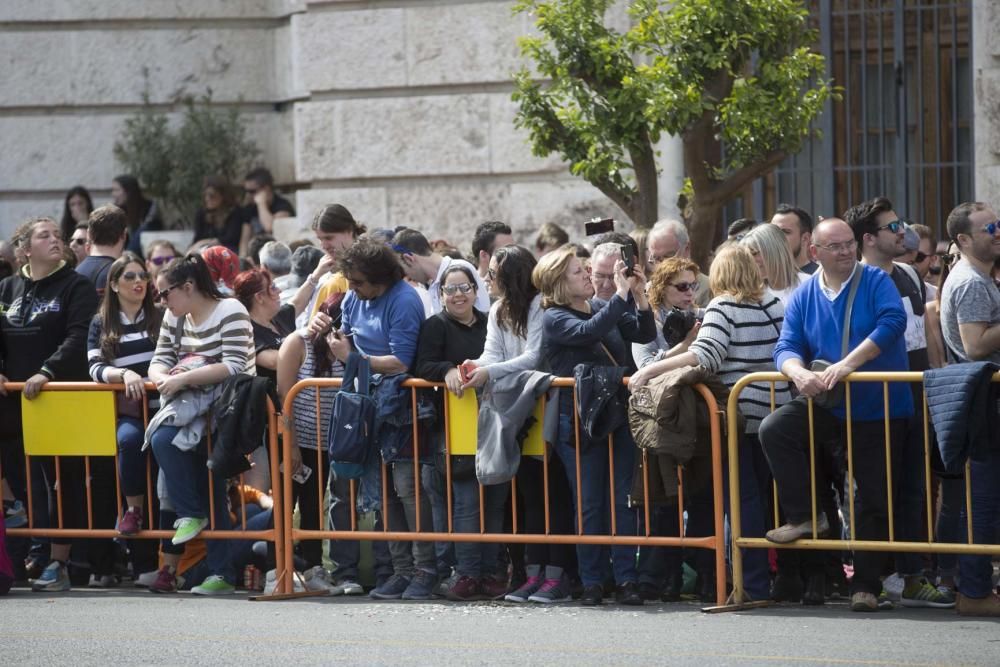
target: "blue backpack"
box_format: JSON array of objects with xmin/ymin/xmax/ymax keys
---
[{"xmin": 327, "ymin": 352, "xmax": 376, "ymax": 479}]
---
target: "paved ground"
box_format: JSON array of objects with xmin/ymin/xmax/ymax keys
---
[{"xmin": 2, "ymin": 586, "xmax": 998, "ymax": 666}]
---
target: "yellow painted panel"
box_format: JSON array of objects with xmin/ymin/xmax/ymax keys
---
[
  {"xmin": 22, "ymin": 391, "xmax": 117, "ymax": 456},
  {"xmin": 446, "ymin": 391, "xmax": 546, "ymax": 456}
]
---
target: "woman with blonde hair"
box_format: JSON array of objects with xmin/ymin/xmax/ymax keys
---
[
  {"xmin": 740, "ymin": 223, "xmax": 808, "ymax": 302},
  {"xmin": 630, "ymin": 244, "xmax": 791, "ymax": 602},
  {"xmin": 535, "ymin": 244, "xmax": 655, "ymax": 605}
]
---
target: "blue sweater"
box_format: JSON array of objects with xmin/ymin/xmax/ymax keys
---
[
  {"xmin": 342, "ymin": 280, "xmax": 425, "ymax": 371},
  {"xmin": 774, "ymin": 264, "xmax": 913, "ymax": 421}
]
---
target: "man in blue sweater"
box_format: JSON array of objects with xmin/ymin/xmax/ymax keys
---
[{"xmin": 758, "ymin": 218, "xmax": 913, "ymax": 613}]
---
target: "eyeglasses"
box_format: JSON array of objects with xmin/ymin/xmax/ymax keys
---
[
  {"xmin": 121, "ymin": 271, "xmax": 150, "ymax": 282},
  {"xmin": 442, "ymin": 282, "xmax": 474, "ymax": 295},
  {"xmin": 670, "ymin": 281, "xmax": 696, "ymax": 292},
  {"xmin": 155, "ymin": 283, "xmax": 184, "ymax": 303},
  {"xmin": 262, "ymin": 282, "xmax": 280, "ymax": 296},
  {"xmin": 875, "ymin": 220, "xmax": 903, "ymax": 235},
  {"xmin": 976, "ymin": 221, "xmax": 1000, "ymax": 236},
  {"xmin": 486, "ymin": 268, "xmax": 497, "ymax": 281},
  {"xmin": 814, "ymin": 239, "xmax": 858, "ymax": 254},
  {"xmin": 150, "ymin": 255, "xmax": 176, "ymax": 266},
  {"xmin": 591, "ymin": 272, "xmax": 615, "ymax": 284}
]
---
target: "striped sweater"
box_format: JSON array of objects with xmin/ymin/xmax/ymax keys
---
[
  {"xmin": 87, "ymin": 310, "xmax": 160, "ymax": 408},
  {"xmin": 291, "ymin": 331, "xmax": 340, "ymax": 451},
  {"xmin": 149, "ymin": 298, "xmax": 255, "ymax": 377},
  {"xmin": 688, "ymin": 295, "xmax": 791, "ymax": 434}
]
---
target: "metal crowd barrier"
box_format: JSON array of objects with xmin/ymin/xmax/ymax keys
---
[
  {"xmin": 1, "ymin": 382, "xmax": 286, "ymax": 588},
  {"xmin": 726, "ymin": 371, "xmax": 1000, "ymax": 605},
  {"xmin": 276, "ymin": 377, "xmax": 727, "ymax": 604}
]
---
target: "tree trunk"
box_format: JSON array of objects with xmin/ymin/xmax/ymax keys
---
[{"xmin": 688, "ymin": 197, "xmax": 724, "ymax": 270}]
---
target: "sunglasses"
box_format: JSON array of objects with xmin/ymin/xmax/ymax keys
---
[
  {"xmin": 977, "ymin": 221, "xmax": 1000, "ymax": 236},
  {"xmin": 442, "ymin": 282, "xmax": 474, "ymax": 295},
  {"xmin": 670, "ymin": 281, "xmax": 697, "ymax": 293},
  {"xmin": 150, "ymin": 255, "xmax": 176, "ymax": 266},
  {"xmin": 875, "ymin": 220, "xmax": 903, "ymax": 234},
  {"xmin": 486, "ymin": 268, "xmax": 497, "ymax": 281},
  {"xmin": 69, "ymin": 238, "xmax": 87, "ymax": 246},
  {"xmin": 120, "ymin": 270, "xmax": 150, "ymax": 282},
  {"xmin": 155, "ymin": 283, "xmax": 185, "ymax": 303},
  {"xmin": 911, "ymin": 252, "xmax": 928, "ymax": 264}
]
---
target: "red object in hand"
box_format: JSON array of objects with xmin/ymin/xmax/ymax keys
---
[{"xmin": 459, "ymin": 362, "xmax": 478, "ymax": 384}]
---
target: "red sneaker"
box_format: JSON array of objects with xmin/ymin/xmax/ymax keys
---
[
  {"xmin": 149, "ymin": 567, "xmax": 179, "ymax": 594},
  {"xmin": 479, "ymin": 574, "xmax": 509, "ymax": 599},
  {"xmin": 116, "ymin": 508, "xmax": 143, "ymax": 536},
  {"xmin": 445, "ymin": 575, "xmax": 484, "ymax": 601}
]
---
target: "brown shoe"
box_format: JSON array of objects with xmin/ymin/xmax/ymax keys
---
[
  {"xmin": 850, "ymin": 592, "xmax": 878, "ymax": 612},
  {"xmin": 765, "ymin": 513, "xmax": 830, "ymax": 544},
  {"xmin": 956, "ymin": 592, "xmax": 1000, "ymax": 617}
]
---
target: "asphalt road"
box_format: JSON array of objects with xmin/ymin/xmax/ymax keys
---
[{"xmin": 2, "ymin": 587, "xmax": 998, "ymax": 666}]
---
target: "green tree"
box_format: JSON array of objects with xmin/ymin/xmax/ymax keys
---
[
  {"xmin": 114, "ymin": 93, "xmax": 260, "ymax": 226},
  {"xmin": 512, "ymin": 0, "xmax": 834, "ymax": 264}
]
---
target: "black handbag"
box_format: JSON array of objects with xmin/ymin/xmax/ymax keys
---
[{"xmin": 327, "ymin": 352, "xmax": 376, "ymax": 479}]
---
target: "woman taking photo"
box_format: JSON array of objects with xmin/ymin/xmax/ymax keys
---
[
  {"xmin": 0, "ymin": 217, "xmax": 98, "ymax": 591},
  {"xmin": 629, "ymin": 245, "xmax": 790, "ymax": 602},
  {"xmin": 634, "ymin": 257, "xmax": 703, "ymax": 370},
  {"xmin": 416, "ymin": 265, "xmax": 503, "ymax": 600},
  {"xmin": 146, "ymin": 254, "xmax": 254, "ymax": 595},
  {"xmin": 533, "ymin": 244, "xmax": 655, "ymax": 606},
  {"xmin": 462, "ymin": 245, "xmax": 575, "ymax": 604}
]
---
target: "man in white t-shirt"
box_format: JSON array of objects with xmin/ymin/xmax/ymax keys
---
[{"xmin": 391, "ymin": 228, "xmax": 490, "ymax": 316}]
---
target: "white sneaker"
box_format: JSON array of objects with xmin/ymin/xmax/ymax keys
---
[
  {"xmin": 335, "ymin": 579, "xmax": 364, "ymax": 596},
  {"xmin": 882, "ymin": 572, "xmax": 904, "ymax": 602},
  {"xmin": 88, "ymin": 573, "xmax": 117, "ymax": 589},
  {"xmin": 263, "ymin": 568, "xmax": 305, "ymax": 594}
]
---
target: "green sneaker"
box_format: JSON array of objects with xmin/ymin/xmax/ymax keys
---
[
  {"xmin": 191, "ymin": 575, "xmax": 236, "ymax": 596},
  {"xmin": 171, "ymin": 517, "xmax": 208, "ymax": 545},
  {"xmin": 900, "ymin": 577, "xmax": 956, "ymax": 608}
]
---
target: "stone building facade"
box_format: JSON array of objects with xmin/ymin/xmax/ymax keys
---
[
  {"xmin": 0, "ymin": 0, "xmax": 683, "ymax": 250},
  {"xmin": 0, "ymin": 0, "xmax": 995, "ymax": 250}
]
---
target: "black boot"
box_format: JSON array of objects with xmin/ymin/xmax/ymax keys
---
[
  {"xmin": 802, "ymin": 573, "xmax": 825, "ymax": 605},
  {"xmin": 771, "ymin": 571, "xmax": 804, "ymax": 602}
]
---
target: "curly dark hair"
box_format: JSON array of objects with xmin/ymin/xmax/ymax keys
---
[
  {"xmin": 844, "ymin": 196, "xmax": 894, "ymax": 244},
  {"xmin": 337, "ymin": 235, "xmax": 403, "ymax": 287},
  {"xmin": 492, "ymin": 245, "xmax": 538, "ymax": 339}
]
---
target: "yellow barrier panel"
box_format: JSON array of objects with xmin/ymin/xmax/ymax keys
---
[
  {"xmin": 446, "ymin": 390, "xmax": 545, "ymax": 456},
  {"xmin": 21, "ymin": 390, "xmax": 117, "ymax": 456}
]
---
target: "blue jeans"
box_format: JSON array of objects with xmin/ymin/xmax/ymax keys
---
[
  {"xmin": 935, "ymin": 475, "xmax": 965, "ymax": 577},
  {"xmin": 423, "ymin": 465, "xmax": 456, "ymax": 579},
  {"xmin": 150, "ymin": 426, "xmax": 234, "ymax": 584},
  {"xmin": 452, "ymin": 477, "xmax": 509, "ymax": 578},
  {"xmin": 553, "ymin": 411, "xmax": 637, "ymax": 587},
  {"xmin": 389, "ymin": 460, "xmax": 436, "ymax": 575},
  {"xmin": 329, "ymin": 470, "xmax": 361, "ymax": 581},
  {"xmin": 726, "ymin": 434, "xmax": 769, "ymax": 601},
  {"xmin": 958, "ymin": 451, "xmax": 1000, "ymax": 598},
  {"xmin": 117, "ymin": 417, "xmax": 147, "ymax": 498}
]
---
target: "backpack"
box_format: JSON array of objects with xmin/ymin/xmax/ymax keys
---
[
  {"xmin": 208, "ymin": 373, "xmax": 280, "ymax": 479},
  {"xmin": 327, "ymin": 352, "xmax": 376, "ymax": 479}
]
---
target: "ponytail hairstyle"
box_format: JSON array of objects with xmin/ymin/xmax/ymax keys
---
[
  {"xmin": 160, "ymin": 253, "xmax": 224, "ymax": 300},
  {"xmin": 98, "ymin": 252, "xmax": 162, "ymax": 361},
  {"xmin": 232, "ymin": 268, "xmax": 273, "ymax": 313}
]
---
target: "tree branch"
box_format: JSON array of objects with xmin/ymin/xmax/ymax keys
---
[{"xmin": 709, "ymin": 149, "xmax": 788, "ymax": 204}]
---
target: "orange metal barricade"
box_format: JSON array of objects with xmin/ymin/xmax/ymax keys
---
[
  {"xmin": 1, "ymin": 381, "xmax": 285, "ymax": 591},
  {"xmin": 276, "ymin": 377, "xmax": 727, "ymax": 604},
  {"xmin": 726, "ymin": 371, "xmax": 1000, "ymax": 605}
]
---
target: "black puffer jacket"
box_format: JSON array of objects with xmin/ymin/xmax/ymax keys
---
[{"xmin": 925, "ymin": 362, "xmax": 1000, "ymax": 473}]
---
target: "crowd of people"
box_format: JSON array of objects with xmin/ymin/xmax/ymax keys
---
[{"xmin": 0, "ymin": 171, "xmax": 997, "ymax": 618}]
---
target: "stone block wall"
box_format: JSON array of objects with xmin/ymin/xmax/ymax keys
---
[
  {"xmin": 0, "ymin": 1, "xmax": 299, "ymax": 238},
  {"xmin": 974, "ymin": 0, "xmax": 1000, "ymax": 207},
  {"xmin": 0, "ymin": 0, "xmax": 682, "ymax": 251}
]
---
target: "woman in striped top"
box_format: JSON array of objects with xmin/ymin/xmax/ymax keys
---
[
  {"xmin": 629, "ymin": 245, "xmax": 790, "ymax": 601},
  {"xmin": 88, "ymin": 252, "xmax": 162, "ymax": 537},
  {"xmin": 147, "ymin": 253, "xmax": 254, "ymax": 595}
]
